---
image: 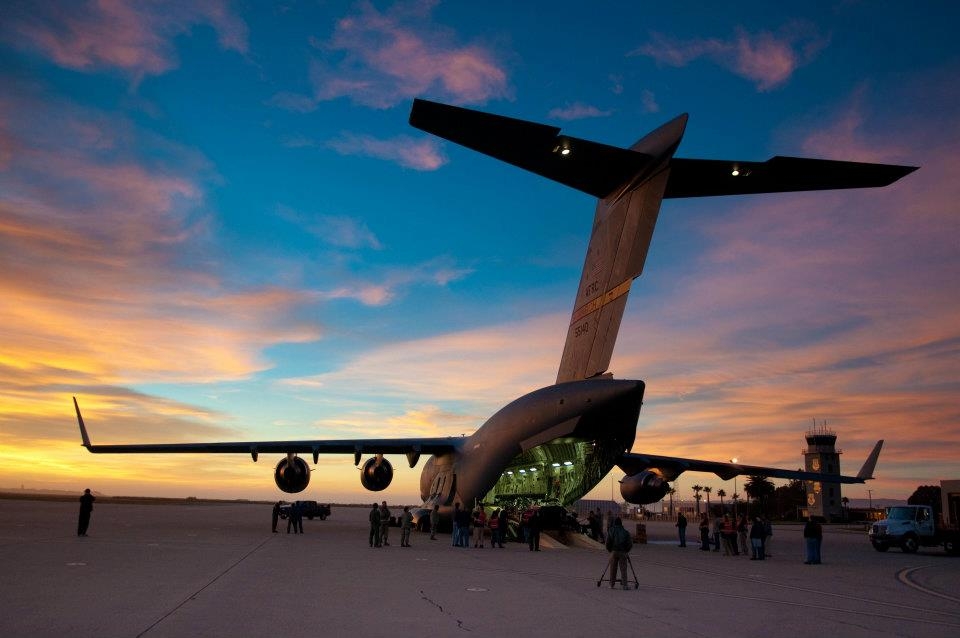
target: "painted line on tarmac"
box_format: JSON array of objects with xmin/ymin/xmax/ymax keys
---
[
  {"xmin": 897, "ymin": 565, "xmax": 960, "ymax": 604},
  {"xmin": 135, "ymin": 535, "xmax": 275, "ymax": 637},
  {"xmin": 642, "ymin": 558, "xmax": 960, "ymax": 620},
  {"xmin": 627, "ymin": 583, "xmax": 960, "ymax": 630}
]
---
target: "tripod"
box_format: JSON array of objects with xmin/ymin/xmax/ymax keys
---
[{"xmin": 596, "ymin": 553, "xmax": 639, "ymax": 589}]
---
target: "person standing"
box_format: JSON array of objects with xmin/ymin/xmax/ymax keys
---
[
  {"xmin": 803, "ymin": 517, "xmax": 823, "ymax": 564},
  {"xmin": 605, "ymin": 517, "xmax": 633, "ymax": 590},
  {"xmin": 721, "ymin": 514, "xmax": 737, "ymax": 555},
  {"xmin": 749, "ymin": 517, "xmax": 766, "ymax": 560},
  {"xmin": 699, "ymin": 513, "xmax": 710, "ymax": 551},
  {"xmin": 452, "ymin": 503, "xmax": 462, "ymax": 546},
  {"xmin": 429, "ymin": 504, "xmax": 440, "ymax": 540},
  {"xmin": 488, "ymin": 508, "xmax": 500, "ymax": 548},
  {"xmin": 737, "ymin": 514, "xmax": 750, "ymax": 557},
  {"xmin": 400, "ymin": 506, "xmax": 413, "ymax": 547},
  {"xmin": 676, "ymin": 511, "xmax": 687, "ymax": 547},
  {"xmin": 472, "ymin": 507, "xmax": 486, "ymax": 548},
  {"xmin": 763, "ymin": 517, "xmax": 773, "ymax": 558},
  {"xmin": 369, "ymin": 503, "xmax": 381, "ymax": 547},
  {"xmin": 710, "ymin": 514, "xmax": 721, "ymax": 551},
  {"xmin": 271, "ymin": 501, "xmax": 281, "ymax": 533},
  {"xmin": 77, "ymin": 488, "xmax": 95, "ymax": 537},
  {"xmin": 379, "ymin": 501, "xmax": 392, "ymax": 546},
  {"xmin": 497, "ymin": 507, "xmax": 508, "ymax": 547},
  {"xmin": 527, "ymin": 509, "xmax": 541, "ymax": 551}
]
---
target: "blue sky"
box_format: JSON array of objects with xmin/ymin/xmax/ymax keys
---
[{"xmin": 0, "ymin": 1, "xmax": 957, "ymax": 503}]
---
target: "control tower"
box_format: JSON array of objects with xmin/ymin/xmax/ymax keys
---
[{"xmin": 803, "ymin": 423, "xmax": 843, "ymax": 521}]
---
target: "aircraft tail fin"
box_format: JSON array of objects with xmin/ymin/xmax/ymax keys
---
[
  {"xmin": 856, "ymin": 439, "xmax": 884, "ymax": 480},
  {"xmin": 555, "ymin": 114, "xmax": 688, "ymax": 382}
]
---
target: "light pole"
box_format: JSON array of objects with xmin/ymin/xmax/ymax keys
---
[{"xmin": 730, "ymin": 458, "xmax": 738, "ymax": 518}]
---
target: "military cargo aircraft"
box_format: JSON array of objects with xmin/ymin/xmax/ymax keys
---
[{"xmin": 75, "ymin": 98, "xmax": 908, "ymax": 518}]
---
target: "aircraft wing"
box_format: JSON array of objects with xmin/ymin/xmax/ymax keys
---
[
  {"xmin": 617, "ymin": 439, "xmax": 883, "ymax": 484},
  {"xmin": 664, "ymin": 157, "xmax": 917, "ymax": 198},
  {"xmin": 74, "ymin": 398, "xmax": 460, "ymax": 465}
]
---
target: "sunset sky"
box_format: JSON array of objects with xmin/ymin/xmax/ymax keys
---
[{"xmin": 1, "ymin": 1, "xmax": 957, "ymax": 505}]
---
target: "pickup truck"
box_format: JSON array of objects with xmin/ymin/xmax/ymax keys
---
[
  {"xmin": 868, "ymin": 504, "xmax": 959, "ymax": 554},
  {"xmin": 279, "ymin": 501, "xmax": 331, "ymax": 521}
]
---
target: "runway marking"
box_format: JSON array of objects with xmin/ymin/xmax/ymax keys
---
[
  {"xmin": 897, "ymin": 566, "xmax": 960, "ymax": 604},
  {"xmin": 135, "ymin": 536, "xmax": 273, "ymax": 638},
  {"xmin": 447, "ymin": 558, "xmax": 960, "ymax": 627},
  {"xmin": 66, "ymin": 562, "xmax": 86, "ymax": 566},
  {"xmin": 642, "ymin": 557, "xmax": 960, "ymax": 620}
]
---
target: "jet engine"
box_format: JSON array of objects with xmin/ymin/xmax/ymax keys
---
[
  {"xmin": 619, "ymin": 471, "xmax": 670, "ymax": 504},
  {"xmin": 360, "ymin": 457, "xmax": 394, "ymax": 491},
  {"xmin": 274, "ymin": 455, "xmax": 310, "ymax": 493}
]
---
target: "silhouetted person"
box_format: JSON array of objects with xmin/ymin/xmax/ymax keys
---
[
  {"xmin": 287, "ymin": 501, "xmax": 301, "ymax": 534},
  {"xmin": 429, "ymin": 504, "xmax": 440, "ymax": 540},
  {"xmin": 401, "ymin": 506, "xmax": 413, "ymax": 547},
  {"xmin": 803, "ymin": 516, "xmax": 823, "ymax": 564},
  {"xmin": 77, "ymin": 488, "xmax": 95, "ymax": 536},
  {"xmin": 271, "ymin": 501, "xmax": 281, "ymax": 533},
  {"xmin": 699, "ymin": 513, "xmax": 710, "ymax": 550},
  {"xmin": 749, "ymin": 517, "xmax": 766, "ymax": 560},
  {"xmin": 676, "ymin": 512, "xmax": 687, "ymax": 547},
  {"xmin": 369, "ymin": 503, "xmax": 381, "ymax": 547},
  {"xmin": 497, "ymin": 508, "xmax": 508, "ymax": 547},
  {"xmin": 379, "ymin": 501, "xmax": 391, "ymax": 546},
  {"xmin": 605, "ymin": 517, "xmax": 633, "ymax": 590},
  {"xmin": 527, "ymin": 509, "xmax": 541, "ymax": 551}
]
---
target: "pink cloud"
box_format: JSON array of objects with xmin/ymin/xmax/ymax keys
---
[
  {"xmin": 548, "ymin": 102, "xmax": 613, "ymax": 121},
  {"xmin": 633, "ymin": 23, "xmax": 828, "ymax": 91},
  {"xmin": 326, "ymin": 132, "xmax": 447, "ymax": 170},
  {"xmin": 308, "ymin": 1, "xmax": 509, "ymax": 108},
  {"xmin": 2, "ymin": 0, "xmax": 248, "ymax": 78}
]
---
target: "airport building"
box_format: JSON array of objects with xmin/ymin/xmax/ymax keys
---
[{"xmin": 802, "ymin": 423, "xmax": 843, "ymax": 521}]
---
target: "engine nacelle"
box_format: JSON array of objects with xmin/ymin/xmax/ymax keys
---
[
  {"xmin": 620, "ymin": 470, "xmax": 670, "ymax": 504},
  {"xmin": 274, "ymin": 456, "xmax": 310, "ymax": 493},
  {"xmin": 360, "ymin": 457, "xmax": 394, "ymax": 491}
]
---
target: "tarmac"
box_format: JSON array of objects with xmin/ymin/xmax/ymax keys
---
[{"xmin": 1, "ymin": 498, "xmax": 959, "ymax": 638}]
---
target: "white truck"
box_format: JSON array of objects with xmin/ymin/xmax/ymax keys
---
[{"xmin": 869, "ymin": 481, "xmax": 960, "ymax": 555}]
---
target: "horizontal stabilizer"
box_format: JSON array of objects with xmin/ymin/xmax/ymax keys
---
[
  {"xmin": 409, "ymin": 98, "xmax": 650, "ymax": 198},
  {"xmin": 665, "ymin": 157, "xmax": 918, "ymax": 198}
]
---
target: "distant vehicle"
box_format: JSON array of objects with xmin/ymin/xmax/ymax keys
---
[
  {"xmin": 869, "ymin": 505, "xmax": 959, "ymax": 554},
  {"xmin": 279, "ymin": 501, "xmax": 331, "ymax": 521}
]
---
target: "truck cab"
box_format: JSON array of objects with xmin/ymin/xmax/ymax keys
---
[{"xmin": 869, "ymin": 503, "xmax": 959, "ymax": 554}]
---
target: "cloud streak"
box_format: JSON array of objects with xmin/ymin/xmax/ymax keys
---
[{"xmin": 633, "ymin": 22, "xmax": 828, "ymax": 91}]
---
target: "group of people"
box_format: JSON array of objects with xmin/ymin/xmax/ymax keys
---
[
  {"xmin": 451, "ymin": 502, "xmax": 512, "ymax": 548},
  {"xmin": 685, "ymin": 512, "xmax": 772, "ymax": 559},
  {"xmin": 368, "ymin": 501, "xmax": 414, "ymax": 547},
  {"xmin": 272, "ymin": 501, "xmax": 304, "ymax": 534},
  {"xmin": 676, "ymin": 510, "xmax": 825, "ymax": 563}
]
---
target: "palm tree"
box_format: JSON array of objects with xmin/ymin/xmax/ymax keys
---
[
  {"xmin": 717, "ymin": 488, "xmax": 726, "ymax": 513},
  {"xmin": 744, "ymin": 475, "xmax": 776, "ymax": 515},
  {"xmin": 841, "ymin": 496, "xmax": 850, "ymax": 522},
  {"xmin": 692, "ymin": 484, "xmax": 703, "ymax": 515},
  {"xmin": 668, "ymin": 487, "xmax": 677, "ymax": 517},
  {"xmin": 704, "ymin": 486, "xmax": 712, "ymax": 514},
  {"xmin": 732, "ymin": 492, "xmax": 740, "ymax": 517}
]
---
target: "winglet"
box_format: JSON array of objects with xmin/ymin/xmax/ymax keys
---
[
  {"xmin": 856, "ymin": 439, "xmax": 884, "ymax": 480},
  {"xmin": 73, "ymin": 396, "xmax": 92, "ymax": 448}
]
